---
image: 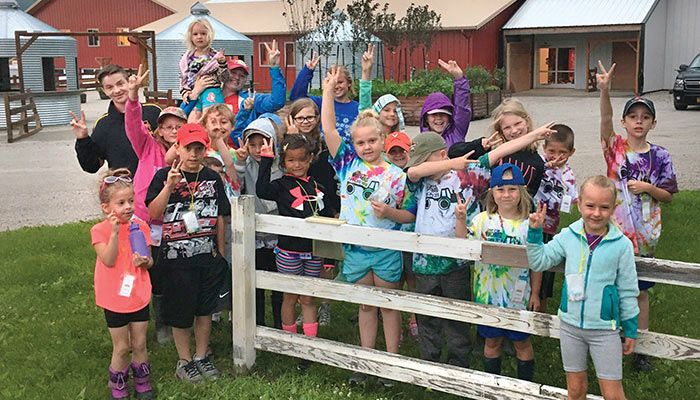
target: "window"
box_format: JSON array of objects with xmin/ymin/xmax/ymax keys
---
[
  {"xmin": 537, "ymin": 47, "xmax": 575, "ymax": 86},
  {"xmin": 116, "ymin": 27, "xmax": 130, "ymax": 47},
  {"xmin": 42, "ymin": 57, "xmax": 66, "ymax": 91},
  {"xmin": 258, "ymin": 42, "xmax": 271, "ymax": 66},
  {"xmin": 0, "ymin": 58, "xmax": 9, "ymax": 91},
  {"xmin": 87, "ymin": 29, "xmax": 100, "ymax": 47},
  {"xmin": 285, "ymin": 42, "xmax": 295, "ymax": 67}
]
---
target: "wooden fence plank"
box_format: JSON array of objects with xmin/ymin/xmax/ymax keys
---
[
  {"xmin": 8, "ymin": 103, "xmax": 34, "ymax": 115},
  {"xmin": 255, "ymin": 327, "xmax": 602, "ymax": 400},
  {"xmin": 256, "ymin": 271, "xmax": 700, "ymax": 361}
]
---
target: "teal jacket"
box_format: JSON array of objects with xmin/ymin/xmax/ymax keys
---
[{"xmin": 527, "ymin": 219, "xmax": 640, "ymax": 338}]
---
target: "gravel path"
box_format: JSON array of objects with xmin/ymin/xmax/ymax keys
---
[{"xmin": 1, "ymin": 91, "xmax": 698, "ymax": 232}]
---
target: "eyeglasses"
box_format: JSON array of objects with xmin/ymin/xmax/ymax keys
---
[
  {"xmin": 294, "ymin": 115, "xmax": 317, "ymax": 123},
  {"xmin": 103, "ymin": 176, "xmax": 132, "ymax": 184}
]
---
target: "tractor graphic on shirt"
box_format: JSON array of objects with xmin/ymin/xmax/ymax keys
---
[
  {"xmin": 347, "ymin": 180, "xmax": 379, "ymax": 200},
  {"xmin": 425, "ymin": 187, "xmax": 456, "ymax": 211}
]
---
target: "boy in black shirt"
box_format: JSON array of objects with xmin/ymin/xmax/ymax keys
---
[{"xmin": 146, "ymin": 123, "xmax": 230, "ymax": 383}]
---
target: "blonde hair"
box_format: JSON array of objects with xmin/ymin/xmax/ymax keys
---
[
  {"xmin": 202, "ymin": 104, "xmax": 234, "ymax": 126},
  {"xmin": 99, "ymin": 168, "xmax": 133, "ymax": 204},
  {"xmin": 185, "ymin": 19, "xmax": 214, "ymax": 52},
  {"xmin": 330, "ymin": 64, "xmax": 356, "ymax": 98},
  {"xmin": 579, "ymin": 175, "xmax": 617, "ymax": 205},
  {"xmin": 489, "ymin": 97, "xmax": 538, "ymax": 152},
  {"xmin": 350, "ymin": 109, "xmax": 383, "ymax": 141},
  {"xmin": 484, "ymin": 185, "xmax": 532, "ymax": 220}
]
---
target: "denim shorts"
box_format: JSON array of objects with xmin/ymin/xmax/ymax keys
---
[{"xmin": 342, "ymin": 245, "xmax": 402, "ymax": 283}]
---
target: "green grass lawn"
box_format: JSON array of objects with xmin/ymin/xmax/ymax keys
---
[{"xmin": 1, "ymin": 192, "xmax": 698, "ymax": 399}]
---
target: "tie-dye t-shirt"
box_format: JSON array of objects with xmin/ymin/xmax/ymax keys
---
[
  {"xmin": 331, "ymin": 140, "xmax": 410, "ymax": 230},
  {"xmin": 470, "ymin": 212, "xmax": 531, "ymax": 309},
  {"xmin": 406, "ymin": 159, "xmax": 491, "ymax": 275},
  {"xmin": 534, "ymin": 163, "xmax": 578, "ymax": 235},
  {"xmin": 603, "ymin": 134, "xmax": 678, "ymax": 256}
]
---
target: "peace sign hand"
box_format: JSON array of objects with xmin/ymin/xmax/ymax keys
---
[
  {"xmin": 438, "ymin": 59, "xmax": 464, "ymax": 80},
  {"xmin": 545, "ymin": 153, "xmax": 569, "ymax": 169},
  {"xmin": 451, "ymin": 150, "xmax": 478, "ymax": 171},
  {"xmin": 234, "ymin": 137, "xmax": 249, "ymax": 162},
  {"xmin": 69, "ymin": 110, "xmax": 88, "ymax": 139},
  {"xmin": 166, "ymin": 160, "xmax": 183, "ymax": 189},
  {"xmin": 455, "ymin": 192, "xmax": 468, "ymax": 221},
  {"xmin": 528, "ymin": 201, "xmax": 547, "ymax": 229},
  {"xmin": 323, "ymin": 67, "xmax": 340, "ymax": 93},
  {"xmin": 531, "ymin": 121, "xmax": 557, "ymax": 140},
  {"xmin": 127, "ymin": 64, "xmax": 149, "ymax": 100},
  {"xmin": 243, "ymin": 89, "xmax": 256, "ymax": 111},
  {"xmin": 265, "ymin": 40, "xmax": 280, "ymax": 67},
  {"xmin": 306, "ymin": 55, "xmax": 321, "ymax": 70},
  {"xmin": 259, "ymin": 137, "xmax": 274, "ymax": 158},
  {"xmin": 482, "ymin": 132, "xmax": 503, "ymax": 150},
  {"xmin": 286, "ymin": 114, "xmax": 299, "ymax": 134},
  {"xmin": 361, "ymin": 43, "xmax": 375, "ymax": 80},
  {"xmin": 596, "ymin": 60, "xmax": 616, "ymax": 91}
]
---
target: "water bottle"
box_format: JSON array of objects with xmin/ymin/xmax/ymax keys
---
[{"xmin": 128, "ymin": 222, "xmax": 149, "ymax": 257}]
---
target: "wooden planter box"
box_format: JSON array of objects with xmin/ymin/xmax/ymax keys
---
[
  {"xmin": 381, "ymin": 90, "xmax": 503, "ymax": 126},
  {"xmin": 470, "ymin": 93, "xmax": 488, "ymax": 120},
  {"xmin": 486, "ymin": 91, "xmax": 502, "ymax": 115}
]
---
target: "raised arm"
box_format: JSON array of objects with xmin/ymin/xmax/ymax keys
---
[
  {"xmin": 321, "ymin": 68, "xmax": 343, "ymax": 157},
  {"xmin": 254, "ymin": 40, "xmax": 287, "ymax": 113},
  {"xmin": 486, "ymin": 122, "xmax": 556, "ymax": 166},
  {"xmin": 438, "ymin": 59, "xmax": 471, "ymax": 144},
  {"xmin": 289, "ymin": 56, "xmax": 319, "ymax": 101},
  {"xmin": 407, "ymin": 151, "xmax": 476, "ymax": 183},
  {"xmin": 254, "ymin": 138, "xmax": 280, "ymax": 201},
  {"xmin": 597, "ymin": 60, "xmax": 616, "ymax": 145},
  {"xmin": 71, "ymin": 110, "xmax": 105, "ymax": 173},
  {"xmin": 359, "ymin": 44, "xmax": 374, "ymax": 111},
  {"xmin": 125, "ymin": 65, "xmax": 152, "ymax": 154}
]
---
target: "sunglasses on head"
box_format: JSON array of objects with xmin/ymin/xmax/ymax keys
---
[{"xmin": 103, "ymin": 176, "xmax": 132, "ymax": 184}]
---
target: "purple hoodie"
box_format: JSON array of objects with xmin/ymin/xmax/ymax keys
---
[{"xmin": 419, "ymin": 76, "xmax": 472, "ymax": 148}]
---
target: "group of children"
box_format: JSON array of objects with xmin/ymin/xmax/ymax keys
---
[{"xmin": 87, "ymin": 16, "xmax": 678, "ymax": 400}]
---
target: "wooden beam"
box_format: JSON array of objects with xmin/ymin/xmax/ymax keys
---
[
  {"xmin": 18, "ymin": 34, "xmax": 39, "ymax": 55},
  {"xmin": 256, "ymin": 271, "xmax": 700, "ymax": 361},
  {"xmin": 255, "ymin": 327, "xmax": 601, "ymax": 400}
]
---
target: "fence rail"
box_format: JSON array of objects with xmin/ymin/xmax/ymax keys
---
[{"xmin": 231, "ymin": 196, "xmax": 699, "ymax": 399}]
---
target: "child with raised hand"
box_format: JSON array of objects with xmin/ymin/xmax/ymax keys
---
[
  {"xmin": 201, "ymin": 103, "xmax": 241, "ymax": 192},
  {"xmin": 255, "ymin": 134, "xmax": 333, "ymax": 344},
  {"xmin": 533, "ymin": 124, "xmax": 578, "ymax": 311},
  {"xmin": 406, "ymin": 124, "xmax": 554, "ymax": 368},
  {"xmin": 146, "ymin": 124, "xmax": 230, "ymax": 383},
  {"xmin": 527, "ymin": 175, "xmax": 639, "ymax": 400},
  {"xmin": 92, "ymin": 168, "xmax": 154, "ymax": 399},
  {"xmin": 455, "ymin": 163, "xmax": 542, "ymax": 381},
  {"xmin": 234, "ymin": 117, "xmax": 284, "ymax": 329},
  {"xmin": 179, "ymin": 18, "xmax": 228, "ymax": 122},
  {"xmin": 597, "ymin": 61, "xmax": 677, "ymax": 372},
  {"xmin": 290, "ymin": 56, "xmax": 359, "ymax": 142},
  {"xmin": 358, "ymin": 44, "xmax": 406, "ymax": 135},
  {"xmin": 418, "ymin": 59, "xmax": 472, "ymax": 147},
  {"xmin": 322, "ymin": 67, "xmax": 415, "ymax": 386}
]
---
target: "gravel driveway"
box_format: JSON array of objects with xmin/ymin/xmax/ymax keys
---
[{"xmin": 1, "ymin": 90, "xmax": 697, "ymax": 232}]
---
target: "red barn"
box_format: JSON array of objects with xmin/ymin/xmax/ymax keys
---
[{"xmin": 28, "ymin": 0, "xmax": 174, "ymax": 70}]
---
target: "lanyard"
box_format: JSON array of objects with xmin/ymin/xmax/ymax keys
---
[
  {"xmin": 182, "ymin": 170, "xmax": 200, "ymax": 210},
  {"xmin": 577, "ymin": 230, "xmax": 604, "ymax": 274},
  {"xmin": 295, "ymin": 179, "xmax": 320, "ymax": 216}
]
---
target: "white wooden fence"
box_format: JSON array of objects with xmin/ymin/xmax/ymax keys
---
[{"xmin": 230, "ymin": 195, "xmax": 700, "ymax": 400}]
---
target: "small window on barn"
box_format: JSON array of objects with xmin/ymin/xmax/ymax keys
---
[
  {"xmin": 87, "ymin": 29, "xmax": 100, "ymax": 47},
  {"xmin": 259, "ymin": 42, "xmax": 271, "ymax": 67},
  {"xmin": 0, "ymin": 58, "xmax": 10, "ymax": 92},
  {"xmin": 117, "ymin": 28, "xmax": 130, "ymax": 47},
  {"xmin": 285, "ymin": 42, "xmax": 295, "ymax": 67},
  {"xmin": 42, "ymin": 56, "xmax": 66, "ymax": 91}
]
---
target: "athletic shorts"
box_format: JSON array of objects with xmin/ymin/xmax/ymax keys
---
[
  {"xmin": 161, "ymin": 257, "xmax": 227, "ymax": 329},
  {"xmin": 477, "ymin": 325, "xmax": 530, "ymax": 342},
  {"xmin": 274, "ymin": 247, "xmax": 323, "ymax": 277},
  {"xmin": 342, "ymin": 245, "xmax": 402, "ymax": 283},
  {"xmin": 559, "ymin": 320, "xmax": 623, "ymax": 380},
  {"xmin": 104, "ymin": 305, "xmax": 150, "ymax": 328}
]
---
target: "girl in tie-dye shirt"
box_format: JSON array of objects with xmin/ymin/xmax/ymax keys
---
[{"xmin": 321, "ymin": 68, "xmax": 415, "ymax": 380}]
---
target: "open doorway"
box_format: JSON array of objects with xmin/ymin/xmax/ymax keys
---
[{"xmin": 537, "ymin": 47, "xmax": 575, "ymax": 87}]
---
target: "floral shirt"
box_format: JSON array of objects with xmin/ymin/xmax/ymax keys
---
[
  {"xmin": 331, "ymin": 140, "xmax": 410, "ymax": 230},
  {"xmin": 470, "ymin": 212, "xmax": 530, "ymax": 310},
  {"xmin": 603, "ymin": 134, "xmax": 678, "ymax": 256},
  {"xmin": 534, "ymin": 163, "xmax": 578, "ymax": 235}
]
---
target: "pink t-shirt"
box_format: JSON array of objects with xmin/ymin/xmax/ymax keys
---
[{"xmin": 92, "ymin": 219, "xmax": 152, "ymax": 313}]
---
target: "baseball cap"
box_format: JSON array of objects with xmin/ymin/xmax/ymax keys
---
[
  {"xmin": 490, "ymin": 163, "xmax": 524, "ymax": 188},
  {"xmin": 405, "ymin": 132, "xmax": 446, "ymax": 169},
  {"xmin": 384, "ymin": 131, "xmax": 411, "ymax": 153},
  {"xmin": 157, "ymin": 106, "xmax": 187, "ymax": 124},
  {"xmin": 623, "ymin": 96, "xmax": 656, "ymax": 119},
  {"xmin": 426, "ymin": 108, "xmax": 453, "ymax": 116},
  {"xmin": 227, "ymin": 59, "xmax": 250, "ymax": 74},
  {"xmin": 176, "ymin": 123, "xmax": 210, "ymax": 147}
]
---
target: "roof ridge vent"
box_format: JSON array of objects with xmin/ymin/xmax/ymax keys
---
[{"xmin": 190, "ymin": 2, "xmax": 210, "ymax": 16}]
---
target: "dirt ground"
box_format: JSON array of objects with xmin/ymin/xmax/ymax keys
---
[{"xmin": 1, "ymin": 90, "xmax": 698, "ymax": 232}]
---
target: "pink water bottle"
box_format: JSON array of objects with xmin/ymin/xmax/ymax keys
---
[{"xmin": 128, "ymin": 222, "xmax": 149, "ymax": 257}]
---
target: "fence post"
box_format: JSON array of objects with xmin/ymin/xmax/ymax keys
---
[{"xmin": 231, "ymin": 195, "xmax": 256, "ymax": 373}]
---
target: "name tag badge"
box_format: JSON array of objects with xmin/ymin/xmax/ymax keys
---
[
  {"xmin": 119, "ymin": 274, "xmax": 136, "ymax": 298},
  {"xmin": 566, "ymin": 274, "xmax": 586, "ymax": 302},
  {"xmin": 560, "ymin": 195, "xmax": 572, "ymax": 213},
  {"xmin": 641, "ymin": 194, "xmax": 652, "ymax": 221},
  {"xmin": 300, "ymin": 252, "xmax": 312, "ymax": 260},
  {"xmin": 511, "ymin": 278, "xmax": 527, "ymax": 304},
  {"xmin": 182, "ymin": 211, "xmax": 200, "ymax": 233}
]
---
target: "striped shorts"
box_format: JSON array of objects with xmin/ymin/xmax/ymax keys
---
[{"xmin": 274, "ymin": 247, "xmax": 323, "ymax": 277}]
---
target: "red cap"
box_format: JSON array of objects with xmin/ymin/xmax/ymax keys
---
[
  {"xmin": 227, "ymin": 59, "xmax": 249, "ymax": 74},
  {"xmin": 384, "ymin": 131, "xmax": 411, "ymax": 152},
  {"xmin": 177, "ymin": 123, "xmax": 210, "ymax": 147}
]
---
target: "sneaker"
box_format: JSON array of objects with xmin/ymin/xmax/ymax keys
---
[
  {"xmin": 378, "ymin": 377, "xmax": 396, "ymax": 388},
  {"xmin": 633, "ymin": 354, "xmax": 653, "ymax": 372},
  {"xmin": 318, "ymin": 302, "xmax": 331, "ymax": 326},
  {"xmin": 296, "ymin": 359, "xmax": 313, "ymax": 372},
  {"xmin": 193, "ymin": 355, "xmax": 221, "ymax": 380},
  {"xmin": 348, "ymin": 371, "xmax": 368, "ymax": 386},
  {"xmin": 212, "ymin": 312, "xmax": 221, "ymax": 323},
  {"xmin": 175, "ymin": 359, "xmax": 203, "ymax": 383}
]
